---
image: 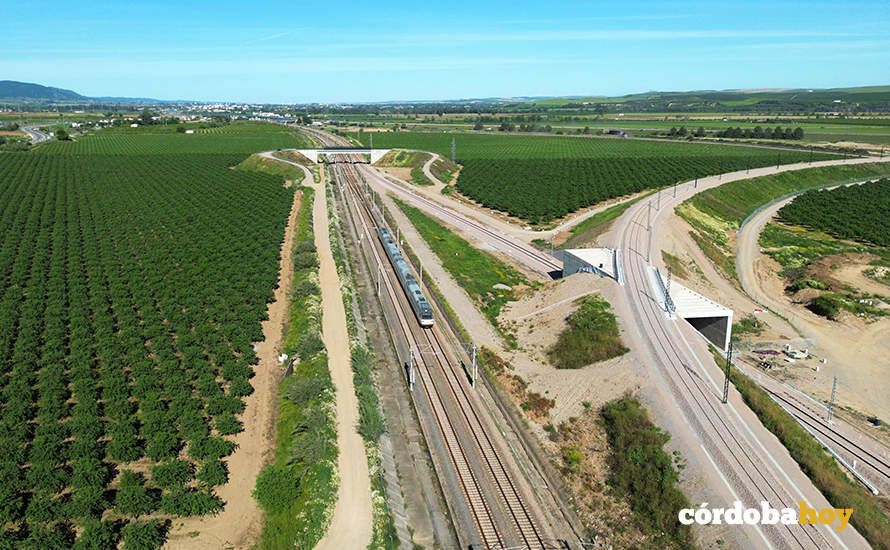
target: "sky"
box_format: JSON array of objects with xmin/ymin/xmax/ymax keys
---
[{"xmin": 2, "ymin": 0, "xmax": 889, "ymax": 103}]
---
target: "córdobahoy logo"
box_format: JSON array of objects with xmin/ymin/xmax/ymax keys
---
[{"xmin": 678, "ymin": 501, "xmax": 853, "ymax": 531}]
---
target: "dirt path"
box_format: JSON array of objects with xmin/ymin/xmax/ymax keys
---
[
  {"xmin": 165, "ymin": 180, "xmax": 303, "ymax": 549},
  {"xmin": 310, "ymin": 168, "xmax": 374, "ymax": 550},
  {"xmin": 736, "ymin": 180, "xmax": 890, "ymax": 420}
]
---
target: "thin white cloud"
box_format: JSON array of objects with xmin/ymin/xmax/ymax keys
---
[{"xmin": 392, "ymin": 29, "xmax": 858, "ymax": 44}]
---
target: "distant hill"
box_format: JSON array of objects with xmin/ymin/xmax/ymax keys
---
[
  {"xmin": 0, "ymin": 80, "xmax": 86, "ymax": 102},
  {"xmin": 0, "ymin": 80, "xmax": 167, "ymax": 105},
  {"xmin": 521, "ymin": 85, "xmax": 890, "ymax": 112}
]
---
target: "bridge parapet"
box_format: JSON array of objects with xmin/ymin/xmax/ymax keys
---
[{"xmin": 296, "ymin": 148, "xmax": 391, "ymax": 164}]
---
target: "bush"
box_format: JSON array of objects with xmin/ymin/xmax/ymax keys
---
[
  {"xmin": 601, "ymin": 397, "xmax": 694, "ymax": 549},
  {"xmin": 295, "ymin": 332, "xmax": 324, "ymax": 359},
  {"xmin": 561, "ymin": 446, "xmax": 583, "ymax": 472},
  {"xmin": 73, "ymin": 519, "xmax": 119, "ymax": 550},
  {"xmin": 159, "ymin": 489, "xmax": 222, "ymax": 516},
  {"xmin": 809, "ymin": 294, "xmax": 842, "ymax": 319},
  {"xmin": 214, "ymin": 413, "xmax": 242, "ymax": 435},
  {"xmin": 548, "ymin": 296, "xmax": 628, "ymax": 369},
  {"xmin": 292, "ymin": 278, "xmax": 320, "ymax": 298},
  {"xmin": 150, "ymin": 460, "xmax": 194, "ymax": 489},
  {"xmin": 253, "ymin": 465, "xmax": 300, "ymax": 514},
  {"xmin": 293, "ymin": 251, "xmax": 319, "ymax": 270},
  {"xmin": 121, "ymin": 519, "xmax": 169, "ymax": 550},
  {"xmin": 197, "ymin": 459, "xmax": 228, "ymax": 487}
]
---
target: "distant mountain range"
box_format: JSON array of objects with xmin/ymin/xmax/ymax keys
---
[
  {"xmin": 0, "ymin": 80, "xmax": 166, "ymax": 105},
  {"xmin": 0, "ymin": 80, "xmax": 86, "ymax": 102},
  {"xmin": 1, "ymin": 79, "xmax": 888, "ymax": 111}
]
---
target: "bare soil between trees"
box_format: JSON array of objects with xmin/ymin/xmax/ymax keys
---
[{"xmin": 165, "ymin": 186, "xmax": 302, "ymax": 548}]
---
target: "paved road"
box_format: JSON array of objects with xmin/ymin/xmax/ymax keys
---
[
  {"xmin": 615, "ymin": 158, "xmax": 885, "ymax": 549},
  {"xmin": 22, "ymin": 125, "xmax": 52, "ymax": 144}
]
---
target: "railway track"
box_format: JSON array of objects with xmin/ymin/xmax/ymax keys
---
[
  {"xmin": 619, "ymin": 185, "xmax": 863, "ymax": 549},
  {"xmin": 301, "ymin": 125, "xmax": 562, "ymax": 277},
  {"xmin": 768, "ymin": 389, "xmax": 890, "ymax": 489},
  {"xmin": 334, "ymin": 160, "xmax": 549, "ymax": 549}
]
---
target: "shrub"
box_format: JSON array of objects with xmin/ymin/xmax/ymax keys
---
[
  {"xmin": 121, "ymin": 519, "xmax": 169, "ymax": 550},
  {"xmin": 253, "ymin": 465, "xmax": 300, "ymax": 514},
  {"xmin": 561, "ymin": 446, "xmax": 583, "ymax": 473},
  {"xmin": 150, "ymin": 460, "xmax": 194, "ymax": 489},
  {"xmin": 73, "ymin": 519, "xmax": 119, "ymax": 550},
  {"xmin": 197, "ymin": 459, "xmax": 228, "ymax": 487},
  {"xmin": 601, "ymin": 397, "xmax": 694, "ymax": 549},
  {"xmin": 809, "ymin": 294, "xmax": 842, "ymax": 319},
  {"xmin": 548, "ymin": 296, "xmax": 628, "ymax": 369}
]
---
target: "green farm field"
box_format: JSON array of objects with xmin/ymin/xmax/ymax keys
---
[
  {"xmin": 37, "ymin": 121, "xmax": 308, "ymax": 155},
  {"xmin": 353, "ymin": 131, "xmax": 837, "ymax": 223},
  {"xmin": 0, "ymin": 123, "xmax": 307, "ymax": 547}
]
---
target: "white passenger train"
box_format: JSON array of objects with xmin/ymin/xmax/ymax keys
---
[{"xmin": 378, "ymin": 227, "xmax": 434, "ymax": 327}]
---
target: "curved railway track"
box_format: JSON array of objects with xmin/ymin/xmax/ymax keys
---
[
  {"xmin": 620, "ymin": 188, "xmax": 856, "ymax": 549},
  {"xmin": 335, "ymin": 161, "xmax": 548, "ymax": 549}
]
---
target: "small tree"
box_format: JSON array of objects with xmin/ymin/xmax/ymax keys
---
[
  {"xmin": 55, "ymin": 128, "xmax": 69, "ymax": 141},
  {"xmin": 121, "ymin": 520, "xmax": 168, "ymax": 550}
]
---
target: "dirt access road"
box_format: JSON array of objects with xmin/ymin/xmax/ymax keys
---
[
  {"xmin": 265, "ymin": 153, "xmax": 375, "ymax": 550},
  {"xmin": 736, "ymin": 178, "xmax": 890, "ymax": 421}
]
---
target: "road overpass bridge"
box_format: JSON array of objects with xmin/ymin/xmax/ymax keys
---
[{"xmin": 296, "ymin": 147, "xmax": 391, "ymax": 164}]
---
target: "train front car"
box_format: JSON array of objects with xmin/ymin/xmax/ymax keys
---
[{"xmin": 378, "ymin": 227, "xmax": 435, "ymax": 328}]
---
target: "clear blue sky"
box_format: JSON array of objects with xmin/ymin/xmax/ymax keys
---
[{"xmin": 2, "ymin": 0, "xmax": 888, "ymax": 103}]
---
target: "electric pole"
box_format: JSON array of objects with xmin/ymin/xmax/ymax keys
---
[
  {"xmin": 451, "ymin": 137, "xmax": 456, "ymax": 164},
  {"xmin": 722, "ymin": 340, "xmax": 733, "ymax": 404},
  {"xmin": 828, "ymin": 375, "xmax": 838, "ymax": 423},
  {"xmin": 657, "ymin": 188, "xmax": 661, "ymax": 210},
  {"xmin": 408, "ymin": 348, "xmax": 416, "ymax": 392},
  {"xmin": 471, "ymin": 345, "xmax": 478, "ymax": 388},
  {"xmin": 647, "ymin": 223, "xmax": 653, "ymax": 263}
]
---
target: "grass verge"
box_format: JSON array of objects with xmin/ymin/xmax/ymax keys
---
[
  {"xmin": 561, "ymin": 193, "xmax": 650, "ymax": 249},
  {"xmin": 547, "ymin": 295, "xmax": 628, "ymax": 369},
  {"xmin": 237, "ymin": 154, "xmax": 305, "ymax": 185},
  {"xmin": 376, "ymin": 150, "xmax": 433, "ymax": 185},
  {"xmin": 661, "ymin": 251, "xmax": 689, "ymax": 279},
  {"xmin": 677, "ymin": 163, "xmax": 890, "ymax": 284},
  {"xmin": 431, "ymin": 156, "xmax": 459, "ymax": 183},
  {"xmin": 709, "ymin": 347, "xmax": 890, "ymax": 550},
  {"xmin": 254, "ymin": 187, "xmax": 339, "ymax": 549},
  {"xmin": 392, "ymin": 197, "xmax": 529, "ymax": 331},
  {"xmin": 688, "ymin": 163, "xmax": 890, "ymax": 225},
  {"xmin": 601, "ymin": 396, "xmax": 696, "ymax": 549}
]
